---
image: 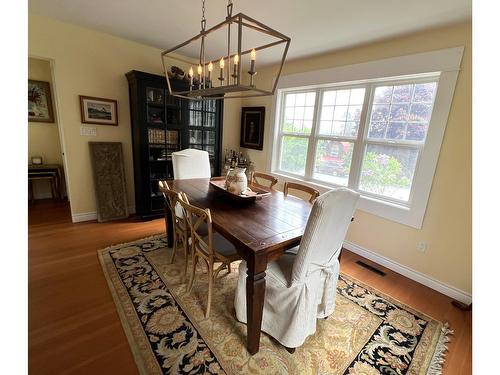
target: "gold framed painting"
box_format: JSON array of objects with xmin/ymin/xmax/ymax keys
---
[
  {"xmin": 28, "ymin": 80, "xmax": 54, "ymax": 123},
  {"xmin": 80, "ymin": 95, "xmax": 118, "ymax": 126}
]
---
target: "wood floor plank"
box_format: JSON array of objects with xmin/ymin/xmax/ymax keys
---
[{"xmin": 28, "ymin": 199, "xmax": 471, "ymax": 374}]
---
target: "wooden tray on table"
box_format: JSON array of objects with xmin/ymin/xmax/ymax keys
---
[{"xmin": 209, "ymin": 177, "xmax": 271, "ymax": 202}]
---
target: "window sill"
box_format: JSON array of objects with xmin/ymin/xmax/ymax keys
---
[{"xmin": 271, "ymin": 171, "xmax": 423, "ymax": 229}]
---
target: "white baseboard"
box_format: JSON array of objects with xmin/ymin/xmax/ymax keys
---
[
  {"xmin": 343, "ymin": 240, "xmax": 472, "ymax": 305},
  {"xmin": 71, "ymin": 206, "xmax": 136, "ymax": 223}
]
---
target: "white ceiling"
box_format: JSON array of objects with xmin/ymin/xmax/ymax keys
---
[{"xmin": 29, "ymin": 0, "xmax": 471, "ymax": 64}]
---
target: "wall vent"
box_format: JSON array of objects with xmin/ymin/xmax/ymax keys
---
[{"xmin": 355, "ymin": 260, "xmax": 386, "ymax": 276}]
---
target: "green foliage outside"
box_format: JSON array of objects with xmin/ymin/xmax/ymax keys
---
[
  {"xmin": 360, "ymin": 152, "xmax": 410, "ymax": 194},
  {"xmin": 281, "ymin": 136, "xmax": 307, "ymax": 174}
]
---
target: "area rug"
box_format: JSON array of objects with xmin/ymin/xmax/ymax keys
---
[{"xmin": 98, "ymin": 234, "xmax": 452, "ymax": 375}]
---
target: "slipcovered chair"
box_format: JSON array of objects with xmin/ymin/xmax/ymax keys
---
[
  {"xmin": 234, "ymin": 188, "xmax": 360, "ymax": 349},
  {"xmin": 171, "ymin": 148, "xmax": 211, "ymax": 179}
]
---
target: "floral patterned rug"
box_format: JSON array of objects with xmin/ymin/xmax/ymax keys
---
[{"xmin": 98, "ymin": 234, "xmax": 451, "ymax": 375}]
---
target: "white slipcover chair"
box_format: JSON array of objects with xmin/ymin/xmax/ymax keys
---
[
  {"xmin": 234, "ymin": 188, "xmax": 360, "ymax": 349},
  {"xmin": 171, "ymin": 148, "xmax": 211, "ymax": 180}
]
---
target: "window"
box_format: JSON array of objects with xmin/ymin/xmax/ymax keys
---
[
  {"xmin": 274, "ymin": 77, "xmax": 438, "ymax": 206},
  {"xmin": 269, "ymin": 47, "xmax": 463, "ymax": 228}
]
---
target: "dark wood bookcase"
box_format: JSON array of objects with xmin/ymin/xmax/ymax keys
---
[{"xmin": 126, "ymin": 70, "xmax": 223, "ymax": 219}]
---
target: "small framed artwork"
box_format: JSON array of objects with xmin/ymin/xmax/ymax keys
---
[
  {"xmin": 79, "ymin": 95, "xmax": 118, "ymax": 126},
  {"xmin": 28, "ymin": 80, "xmax": 54, "ymax": 123},
  {"xmin": 240, "ymin": 107, "xmax": 265, "ymax": 150}
]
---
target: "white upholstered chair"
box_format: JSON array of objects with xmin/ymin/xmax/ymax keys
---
[
  {"xmin": 171, "ymin": 148, "xmax": 211, "ymax": 179},
  {"xmin": 234, "ymin": 188, "xmax": 360, "ymax": 349}
]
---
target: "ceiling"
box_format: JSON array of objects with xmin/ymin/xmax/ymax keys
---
[{"xmin": 29, "ymin": 0, "xmax": 471, "ymax": 65}]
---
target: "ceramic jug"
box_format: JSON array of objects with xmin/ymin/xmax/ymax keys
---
[{"xmin": 225, "ymin": 167, "xmax": 248, "ymax": 195}]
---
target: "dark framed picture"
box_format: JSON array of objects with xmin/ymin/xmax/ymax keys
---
[
  {"xmin": 240, "ymin": 107, "xmax": 265, "ymax": 150},
  {"xmin": 79, "ymin": 95, "xmax": 118, "ymax": 126},
  {"xmin": 28, "ymin": 80, "xmax": 54, "ymax": 123}
]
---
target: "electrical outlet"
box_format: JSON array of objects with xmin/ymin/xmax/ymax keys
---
[
  {"xmin": 80, "ymin": 126, "xmax": 97, "ymax": 136},
  {"xmin": 416, "ymin": 241, "xmax": 427, "ymax": 252}
]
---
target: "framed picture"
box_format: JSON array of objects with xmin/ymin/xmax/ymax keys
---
[
  {"xmin": 28, "ymin": 80, "xmax": 54, "ymax": 123},
  {"xmin": 79, "ymin": 95, "xmax": 118, "ymax": 126},
  {"xmin": 240, "ymin": 107, "xmax": 265, "ymax": 150}
]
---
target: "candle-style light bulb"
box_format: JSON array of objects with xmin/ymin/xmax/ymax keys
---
[
  {"xmin": 197, "ymin": 65, "xmax": 202, "ymax": 89},
  {"xmin": 207, "ymin": 62, "xmax": 213, "ymax": 87},
  {"xmin": 189, "ymin": 67, "xmax": 194, "ymax": 88},
  {"xmin": 249, "ymin": 49, "xmax": 257, "ymax": 87},
  {"xmin": 218, "ymin": 58, "xmax": 225, "ymax": 85},
  {"xmin": 232, "ymin": 54, "xmax": 239, "ymax": 83}
]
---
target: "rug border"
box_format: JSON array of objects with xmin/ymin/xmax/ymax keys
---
[
  {"xmin": 97, "ymin": 234, "xmax": 167, "ymax": 375},
  {"xmin": 339, "ymin": 272, "xmax": 452, "ymax": 374},
  {"xmin": 145, "ymin": 251, "xmax": 236, "ymax": 375}
]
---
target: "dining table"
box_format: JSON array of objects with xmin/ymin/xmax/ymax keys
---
[{"xmin": 166, "ymin": 177, "xmax": 313, "ymax": 355}]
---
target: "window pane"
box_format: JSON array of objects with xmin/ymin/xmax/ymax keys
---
[
  {"xmin": 373, "ymin": 86, "xmax": 393, "ymax": 104},
  {"xmin": 368, "ymin": 122, "xmax": 386, "ymax": 139},
  {"xmin": 323, "ymin": 91, "xmax": 336, "ymax": 105},
  {"xmin": 392, "ymin": 85, "xmax": 412, "ymax": 102},
  {"xmin": 368, "ymin": 81, "xmax": 437, "ymax": 142},
  {"xmin": 313, "ymin": 140, "xmax": 353, "ymax": 186},
  {"xmin": 413, "ymin": 82, "xmax": 437, "ymax": 102},
  {"xmin": 319, "ymin": 87, "xmax": 366, "ymax": 137},
  {"xmin": 350, "ymin": 89, "xmax": 365, "ymax": 105},
  {"xmin": 280, "ymin": 136, "xmax": 308, "ymax": 175},
  {"xmin": 285, "ymin": 93, "xmax": 296, "ymax": 107},
  {"xmin": 282, "ymin": 91, "xmax": 316, "ymax": 135},
  {"xmin": 306, "ymin": 92, "xmax": 316, "ymax": 106},
  {"xmin": 321, "ymin": 106, "xmax": 334, "ymax": 121},
  {"xmin": 359, "ymin": 144, "xmax": 419, "ymax": 201}
]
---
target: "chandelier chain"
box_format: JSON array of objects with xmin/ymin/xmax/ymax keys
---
[{"xmin": 200, "ymin": 0, "xmax": 206, "ymax": 32}]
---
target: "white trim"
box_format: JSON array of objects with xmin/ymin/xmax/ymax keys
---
[
  {"xmin": 71, "ymin": 206, "xmax": 136, "ymax": 223},
  {"xmin": 343, "ymin": 240, "xmax": 472, "ymax": 305},
  {"xmin": 268, "ymin": 47, "xmax": 464, "ymax": 228},
  {"xmin": 276, "ymin": 47, "xmax": 464, "ymax": 90}
]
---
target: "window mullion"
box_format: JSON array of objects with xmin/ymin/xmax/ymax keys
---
[
  {"xmin": 303, "ymin": 89, "xmax": 321, "ymax": 179},
  {"xmin": 348, "ymin": 84, "xmax": 373, "ymax": 189}
]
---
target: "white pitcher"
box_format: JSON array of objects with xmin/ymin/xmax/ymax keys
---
[{"xmin": 225, "ymin": 167, "xmax": 248, "ymax": 195}]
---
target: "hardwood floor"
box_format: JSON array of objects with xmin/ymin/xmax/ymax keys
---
[{"xmin": 28, "ymin": 199, "xmax": 472, "ymax": 374}]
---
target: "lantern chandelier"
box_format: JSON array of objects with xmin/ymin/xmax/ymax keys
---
[{"xmin": 161, "ymin": 0, "xmax": 291, "ymax": 100}]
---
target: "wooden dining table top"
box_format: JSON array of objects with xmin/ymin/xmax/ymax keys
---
[{"xmin": 168, "ymin": 177, "xmax": 313, "ymax": 258}]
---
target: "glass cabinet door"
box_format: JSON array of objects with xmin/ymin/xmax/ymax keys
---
[{"xmin": 188, "ymin": 99, "xmax": 218, "ymax": 175}]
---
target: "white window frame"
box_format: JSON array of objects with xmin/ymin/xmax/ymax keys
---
[{"xmin": 268, "ymin": 47, "xmax": 464, "ymax": 229}]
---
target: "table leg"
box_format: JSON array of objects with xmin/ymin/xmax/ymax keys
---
[{"xmin": 246, "ymin": 255, "xmax": 267, "ymax": 355}]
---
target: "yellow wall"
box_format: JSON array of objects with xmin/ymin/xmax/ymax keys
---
[
  {"xmin": 28, "ymin": 57, "xmax": 63, "ymax": 198},
  {"xmin": 240, "ymin": 23, "xmax": 471, "ymax": 294},
  {"xmin": 28, "ymin": 14, "xmax": 240, "ymax": 216}
]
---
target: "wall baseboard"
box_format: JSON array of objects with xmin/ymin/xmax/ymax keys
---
[
  {"xmin": 343, "ymin": 240, "xmax": 472, "ymax": 305},
  {"xmin": 71, "ymin": 206, "xmax": 136, "ymax": 223}
]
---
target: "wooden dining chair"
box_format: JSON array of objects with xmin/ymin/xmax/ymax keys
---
[
  {"xmin": 250, "ymin": 171, "xmax": 278, "ymax": 189},
  {"xmin": 177, "ymin": 192, "xmax": 240, "ymax": 318},
  {"xmin": 158, "ymin": 181, "xmax": 190, "ymax": 275},
  {"xmin": 283, "ymin": 181, "xmax": 320, "ymax": 203}
]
